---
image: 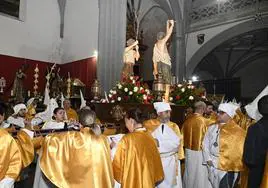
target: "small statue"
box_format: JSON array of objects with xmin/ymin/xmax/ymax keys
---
[
  {"xmin": 152, "ymin": 20, "xmax": 174, "ymax": 102},
  {"xmin": 50, "ymin": 68, "xmax": 63, "ymax": 98},
  {"xmin": 12, "ymin": 65, "xmax": 27, "ymax": 103},
  {"xmin": 121, "ymin": 39, "xmax": 140, "ymax": 81}
]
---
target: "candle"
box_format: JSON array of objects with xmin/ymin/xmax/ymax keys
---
[
  {"xmin": 28, "ymin": 90, "xmax": 31, "ymax": 97},
  {"xmin": 11, "ymin": 90, "xmax": 14, "ymax": 96}
]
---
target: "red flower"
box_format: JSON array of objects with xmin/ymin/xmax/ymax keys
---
[
  {"xmin": 124, "ymin": 96, "xmax": 129, "ymax": 101},
  {"xmin": 140, "ymin": 89, "xmax": 145, "ymax": 94},
  {"xmin": 176, "ymin": 95, "xmax": 181, "ymax": 100}
]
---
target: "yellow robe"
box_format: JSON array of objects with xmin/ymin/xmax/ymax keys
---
[
  {"xmin": 143, "ymin": 119, "xmax": 184, "ymax": 160},
  {"xmin": 204, "ymin": 112, "xmax": 217, "ymax": 127},
  {"xmin": 182, "ymin": 113, "xmax": 208, "ymax": 151},
  {"xmin": 65, "ymin": 108, "xmax": 78, "ymax": 121},
  {"xmin": 261, "ymin": 153, "xmax": 268, "ymax": 188},
  {"xmin": 113, "ymin": 128, "xmax": 164, "ymax": 188},
  {"xmin": 40, "ymin": 128, "xmax": 114, "ymax": 188},
  {"xmin": 25, "ymin": 104, "xmax": 36, "ymax": 121},
  {"xmin": 0, "ymin": 129, "xmax": 22, "ymax": 181},
  {"xmin": 218, "ymin": 119, "xmax": 246, "ymax": 171},
  {"xmin": 233, "ymin": 109, "xmax": 255, "ymax": 131}
]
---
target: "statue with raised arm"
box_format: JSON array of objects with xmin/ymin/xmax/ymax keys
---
[
  {"xmin": 153, "ymin": 20, "xmax": 174, "ymax": 101},
  {"xmin": 121, "ymin": 38, "xmax": 140, "ymax": 81}
]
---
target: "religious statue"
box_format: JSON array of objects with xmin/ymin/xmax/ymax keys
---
[
  {"xmin": 50, "ymin": 68, "xmax": 63, "ymax": 98},
  {"xmin": 152, "ymin": 20, "xmax": 174, "ymax": 102},
  {"xmin": 121, "ymin": 39, "xmax": 140, "ymax": 80},
  {"xmin": 12, "ymin": 66, "xmax": 27, "ymax": 103}
]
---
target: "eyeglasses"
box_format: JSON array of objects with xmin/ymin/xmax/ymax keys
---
[{"xmin": 218, "ymin": 111, "xmax": 226, "ymax": 115}]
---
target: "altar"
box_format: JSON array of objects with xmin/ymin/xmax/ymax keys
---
[{"xmin": 93, "ymin": 103, "xmax": 186, "ymax": 133}]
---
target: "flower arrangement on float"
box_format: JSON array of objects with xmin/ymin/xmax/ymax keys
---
[
  {"xmin": 169, "ymin": 80, "xmax": 204, "ymax": 106},
  {"xmin": 106, "ymin": 76, "xmax": 154, "ymax": 104}
]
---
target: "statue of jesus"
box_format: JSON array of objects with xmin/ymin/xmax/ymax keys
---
[{"xmin": 153, "ymin": 20, "xmax": 174, "ymax": 101}]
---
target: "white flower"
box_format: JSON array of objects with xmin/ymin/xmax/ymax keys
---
[
  {"xmin": 169, "ymin": 97, "xmax": 173, "ymax": 101},
  {"xmin": 188, "ymin": 80, "xmax": 193, "ymax": 85},
  {"xmin": 124, "ymin": 88, "xmax": 128, "ymax": 92},
  {"xmin": 109, "ymin": 90, "xmax": 113, "ymax": 93},
  {"xmin": 117, "ymin": 97, "xmax": 121, "ymax": 101},
  {"xmin": 113, "ymin": 90, "xmax": 117, "ymax": 95},
  {"xmin": 191, "ymin": 85, "xmax": 195, "ymax": 89},
  {"xmin": 108, "ymin": 94, "xmax": 112, "ymax": 98},
  {"xmin": 177, "ymin": 84, "xmax": 183, "ymax": 88},
  {"xmin": 143, "ymin": 95, "xmax": 147, "ymax": 100},
  {"xmin": 132, "ymin": 80, "xmax": 136, "ymax": 84},
  {"xmin": 201, "ymin": 96, "xmax": 206, "ymax": 99},
  {"xmin": 129, "ymin": 91, "xmax": 133, "ymax": 95},
  {"xmin": 111, "ymin": 100, "xmax": 115, "ymax": 103},
  {"xmin": 130, "ymin": 76, "xmax": 134, "ymax": 80},
  {"xmin": 189, "ymin": 96, "xmax": 194, "ymax": 100},
  {"xmin": 133, "ymin": 87, "xmax": 138, "ymax": 92},
  {"xmin": 187, "ymin": 85, "xmax": 191, "ymax": 89},
  {"xmin": 181, "ymin": 88, "xmax": 185, "ymax": 92},
  {"xmin": 117, "ymin": 84, "xmax": 122, "ymax": 89},
  {"xmin": 145, "ymin": 89, "xmax": 150, "ymax": 94},
  {"xmin": 140, "ymin": 87, "xmax": 143, "ymax": 91}
]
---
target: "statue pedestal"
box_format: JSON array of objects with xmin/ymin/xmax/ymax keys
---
[{"xmin": 93, "ymin": 103, "xmax": 186, "ymax": 133}]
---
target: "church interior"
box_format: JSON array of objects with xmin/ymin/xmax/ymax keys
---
[{"xmin": 0, "ymin": 0, "xmax": 268, "ymax": 188}]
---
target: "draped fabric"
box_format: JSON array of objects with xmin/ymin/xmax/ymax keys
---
[
  {"xmin": 40, "ymin": 128, "xmax": 114, "ymax": 188},
  {"xmin": 15, "ymin": 130, "xmax": 35, "ymax": 168},
  {"xmin": 233, "ymin": 109, "xmax": 255, "ymax": 131},
  {"xmin": 0, "ymin": 129, "xmax": 22, "ymax": 181},
  {"xmin": 218, "ymin": 120, "xmax": 246, "ymax": 171},
  {"xmin": 65, "ymin": 108, "xmax": 78, "ymax": 121},
  {"xmin": 97, "ymin": 0, "xmax": 127, "ymax": 92},
  {"xmin": 112, "ymin": 129, "xmax": 164, "ymax": 188},
  {"xmin": 143, "ymin": 119, "xmax": 184, "ymax": 159},
  {"xmin": 182, "ymin": 113, "xmax": 208, "ymax": 151}
]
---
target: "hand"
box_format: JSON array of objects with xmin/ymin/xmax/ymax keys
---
[{"xmin": 207, "ymin": 160, "xmax": 214, "ymax": 167}]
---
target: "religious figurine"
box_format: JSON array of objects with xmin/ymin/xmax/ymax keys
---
[
  {"xmin": 152, "ymin": 20, "xmax": 174, "ymax": 102},
  {"xmin": 12, "ymin": 66, "xmax": 27, "ymax": 103},
  {"xmin": 121, "ymin": 39, "xmax": 140, "ymax": 81},
  {"xmin": 50, "ymin": 68, "xmax": 63, "ymax": 98}
]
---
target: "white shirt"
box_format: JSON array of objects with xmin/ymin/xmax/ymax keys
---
[
  {"xmin": 42, "ymin": 120, "xmax": 65, "ymax": 130},
  {"xmin": 7, "ymin": 116, "xmax": 25, "ymax": 128}
]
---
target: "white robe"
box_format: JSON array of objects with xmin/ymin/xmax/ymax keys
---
[
  {"xmin": 7, "ymin": 116, "xmax": 25, "ymax": 128},
  {"xmin": 151, "ymin": 123, "xmax": 182, "ymax": 188},
  {"xmin": 41, "ymin": 121, "xmax": 65, "ymax": 130},
  {"xmin": 202, "ymin": 124, "xmax": 238, "ymax": 188},
  {"xmin": 0, "ymin": 178, "xmax": 15, "ymax": 188}
]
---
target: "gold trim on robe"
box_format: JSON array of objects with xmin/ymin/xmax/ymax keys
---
[
  {"xmin": 0, "ymin": 129, "xmax": 22, "ymax": 181},
  {"xmin": 15, "ymin": 130, "xmax": 35, "ymax": 168},
  {"xmin": 261, "ymin": 153, "xmax": 268, "ymax": 188},
  {"xmin": 113, "ymin": 129, "xmax": 164, "ymax": 188},
  {"xmin": 40, "ymin": 128, "xmax": 114, "ymax": 188},
  {"xmin": 143, "ymin": 119, "xmax": 184, "ymax": 160},
  {"xmin": 218, "ymin": 119, "xmax": 246, "ymax": 171},
  {"xmin": 181, "ymin": 113, "xmax": 207, "ymax": 151}
]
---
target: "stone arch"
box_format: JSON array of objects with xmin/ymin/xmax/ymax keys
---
[{"xmin": 186, "ymin": 16, "xmax": 268, "ymax": 78}]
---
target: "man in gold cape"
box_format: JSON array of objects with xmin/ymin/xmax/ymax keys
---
[
  {"xmin": 182, "ymin": 101, "xmax": 212, "ymax": 188},
  {"xmin": 112, "ymin": 108, "xmax": 164, "ymax": 188},
  {"xmin": 63, "ymin": 99, "xmax": 78, "ymax": 121},
  {"xmin": 0, "ymin": 128, "xmax": 22, "ymax": 187},
  {"xmin": 33, "ymin": 109, "xmax": 114, "ymax": 188},
  {"xmin": 204, "ymin": 101, "xmax": 217, "ymax": 126},
  {"xmin": 143, "ymin": 102, "xmax": 184, "ymax": 188},
  {"xmin": 203, "ymin": 102, "xmax": 246, "ymax": 188},
  {"xmin": 243, "ymin": 95, "xmax": 268, "ymax": 188}
]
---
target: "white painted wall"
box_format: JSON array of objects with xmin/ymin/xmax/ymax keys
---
[
  {"xmin": 0, "ymin": 0, "xmax": 61, "ymax": 62},
  {"xmin": 186, "ymin": 19, "xmax": 248, "ymax": 65},
  {"xmin": 62, "ymin": 0, "xmax": 99, "ymax": 63}
]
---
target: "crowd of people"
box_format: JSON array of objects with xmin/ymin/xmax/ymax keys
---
[{"xmin": 0, "ymin": 86, "xmax": 267, "ymax": 188}]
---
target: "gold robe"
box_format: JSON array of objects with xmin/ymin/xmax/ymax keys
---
[
  {"xmin": 233, "ymin": 109, "xmax": 255, "ymax": 131},
  {"xmin": 25, "ymin": 104, "xmax": 36, "ymax": 121},
  {"xmin": 65, "ymin": 108, "xmax": 78, "ymax": 121},
  {"xmin": 15, "ymin": 130, "xmax": 35, "ymax": 168},
  {"xmin": 143, "ymin": 119, "xmax": 184, "ymax": 160},
  {"xmin": 261, "ymin": 153, "xmax": 268, "ymax": 188},
  {"xmin": 113, "ymin": 128, "xmax": 164, "ymax": 188},
  {"xmin": 182, "ymin": 113, "xmax": 207, "ymax": 151},
  {"xmin": 0, "ymin": 129, "xmax": 22, "ymax": 181},
  {"xmin": 218, "ymin": 119, "xmax": 246, "ymax": 171},
  {"xmin": 40, "ymin": 128, "xmax": 114, "ymax": 188},
  {"xmin": 204, "ymin": 112, "xmax": 217, "ymax": 127}
]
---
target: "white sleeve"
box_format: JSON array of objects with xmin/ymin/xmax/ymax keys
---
[
  {"xmin": 7, "ymin": 117, "xmax": 25, "ymax": 128},
  {"xmin": 0, "ymin": 177, "xmax": 15, "ymax": 188},
  {"xmin": 202, "ymin": 127, "xmax": 212, "ymax": 164},
  {"xmin": 157, "ymin": 125, "xmax": 180, "ymax": 153}
]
